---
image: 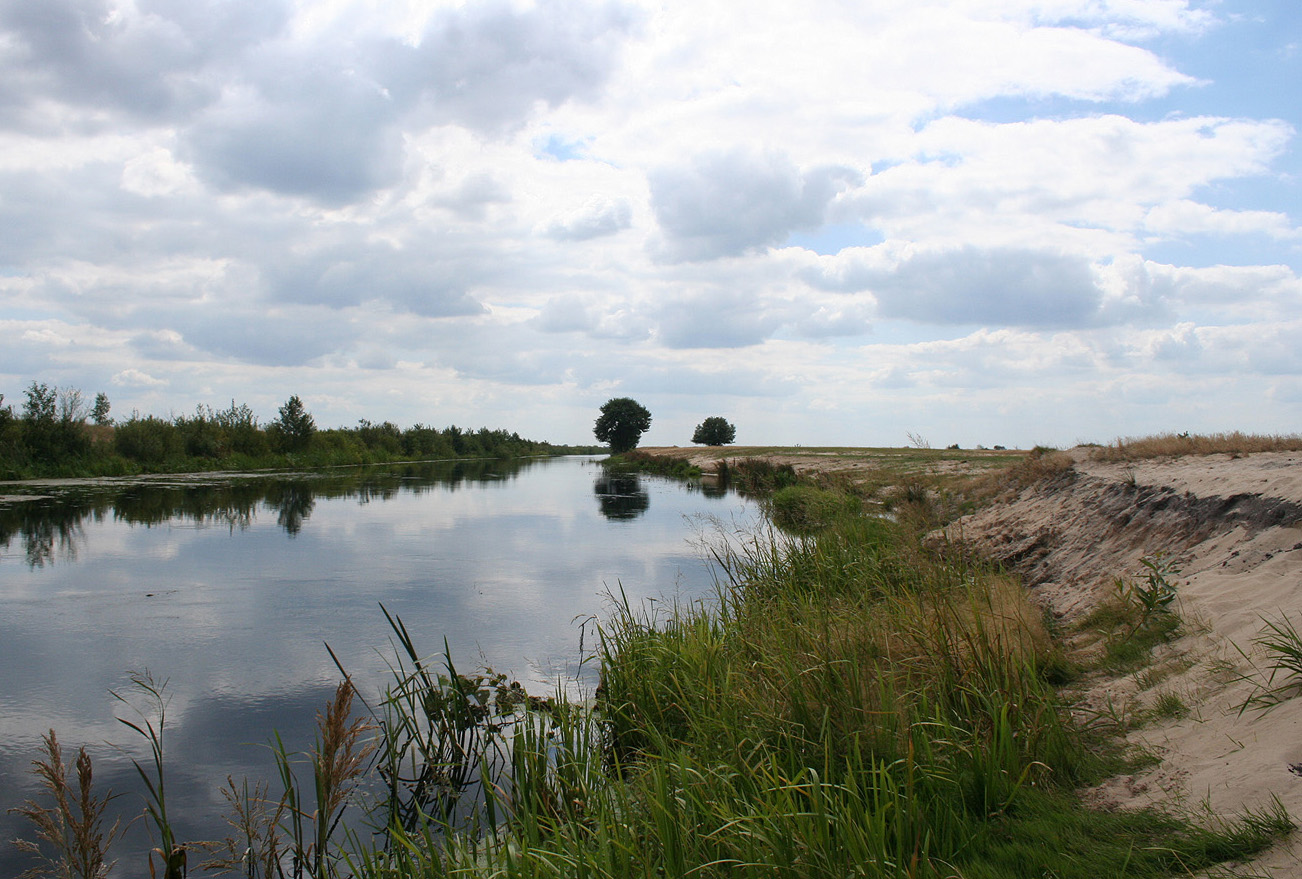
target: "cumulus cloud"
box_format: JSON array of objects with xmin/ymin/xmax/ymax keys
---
[
  {"xmin": 120, "ymin": 148, "xmax": 201, "ymax": 197},
  {"xmin": 533, "ymin": 295, "xmax": 651, "ymax": 341},
  {"xmin": 811, "ymin": 246, "xmax": 1106, "ymax": 328},
  {"xmin": 393, "ymin": 0, "xmax": 639, "ymax": 133},
  {"xmin": 0, "ymin": 0, "xmax": 637, "ymax": 202},
  {"xmin": 1143, "ymin": 200, "xmax": 1301, "ymax": 240},
  {"xmin": 0, "ymin": 0, "xmax": 223, "ymax": 127},
  {"xmin": 648, "ymin": 149, "xmax": 861, "ymax": 262},
  {"xmin": 431, "ymin": 173, "xmax": 513, "ymax": 221},
  {"xmin": 546, "ymin": 198, "xmax": 632, "ymax": 240},
  {"xmin": 186, "ymin": 76, "xmax": 405, "ymax": 202},
  {"xmin": 111, "ymin": 367, "xmax": 168, "ymax": 388},
  {"xmin": 263, "ymin": 241, "xmax": 491, "ymax": 317},
  {"xmin": 173, "ymin": 306, "xmax": 357, "ymax": 366},
  {"xmin": 1097, "ymin": 258, "xmax": 1302, "ymax": 323},
  {"xmin": 652, "ymin": 289, "xmax": 789, "ymax": 348}
]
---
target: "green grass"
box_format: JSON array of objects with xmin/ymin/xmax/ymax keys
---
[
  {"xmin": 358, "ymin": 505, "xmax": 1287, "ymax": 878},
  {"xmin": 1078, "ymin": 556, "xmax": 1187, "ymax": 673},
  {"xmin": 1240, "ymin": 613, "xmax": 1302, "ymax": 714}
]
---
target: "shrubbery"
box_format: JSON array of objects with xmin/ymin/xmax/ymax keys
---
[{"xmin": 0, "ymin": 381, "xmax": 584, "ymax": 479}]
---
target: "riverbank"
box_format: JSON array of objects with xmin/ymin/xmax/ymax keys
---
[
  {"xmin": 947, "ymin": 446, "xmax": 1302, "ymax": 875},
  {"xmin": 637, "ymin": 440, "xmax": 1302, "ymax": 874},
  {"xmin": 634, "ymin": 443, "xmax": 1025, "ymax": 483}
]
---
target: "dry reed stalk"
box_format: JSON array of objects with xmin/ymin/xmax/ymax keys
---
[
  {"xmin": 198, "ymin": 778, "xmax": 287, "ymax": 878},
  {"xmin": 9, "ymin": 730, "xmax": 121, "ymax": 879},
  {"xmin": 314, "ymin": 679, "xmax": 377, "ymax": 823}
]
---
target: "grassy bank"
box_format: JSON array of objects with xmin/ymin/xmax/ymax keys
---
[
  {"xmin": 387, "ymin": 508, "xmax": 1285, "ymax": 879},
  {"xmin": 13, "ymin": 469, "xmax": 1292, "ymax": 878}
]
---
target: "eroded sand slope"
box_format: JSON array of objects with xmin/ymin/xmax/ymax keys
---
[{"xmin": 949, "ymin": 450, "xmax": 1302, "ymax": 873}]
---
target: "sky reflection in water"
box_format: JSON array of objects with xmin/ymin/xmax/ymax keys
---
[{"xmin": 0, "ymin": 456, "xmax": 757, "ymax": 875}]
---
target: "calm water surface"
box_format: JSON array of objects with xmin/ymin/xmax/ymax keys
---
[{"xmin": 0, "ymin": 456, "xmax": 757, "ymax": 874}]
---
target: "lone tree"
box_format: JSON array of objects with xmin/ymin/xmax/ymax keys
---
[
  {"xmin": 594, "ymin": 397, "xmax": 651, "ymax": 453},
  {"xmin": 272, "ymin": 394, "xmax": 316, "ymax": 452},
  {"xmin": 692, "ymin": 416, "xmax": 736, "ymax": 446},
  {"xmin": 91, "ymin": 392, "xmax": 111, "ymax": 426}
]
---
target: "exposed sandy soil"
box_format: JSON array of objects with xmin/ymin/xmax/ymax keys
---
[
  {"xmin": 948, "ymin": 449, "xmax": 1302, "ymax": 875},
  {"xmin": 635, "ymin": 445, "xmax": 1022, "ymax": 481},
  {"xmin": 639, "ymin": 445, "xmax": 1302, "ymax": 872}
]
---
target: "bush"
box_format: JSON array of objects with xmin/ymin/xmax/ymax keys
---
[
  {"xmin": 114, "ymin": 415, "xmax": 181, "ymax": 465},
  {"xmin": 768, "ymin": 484, "xmax": 857, "ymax": 532}
]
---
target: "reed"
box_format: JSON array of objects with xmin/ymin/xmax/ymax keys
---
[
  {"xmin": 272, "ymin": 679, "xmax": 377, "ymax": 879},
  {"xmin": 112, "ymin": 672, "xmax": 188, "ymax": 879},
  {"xmin": 8, "ymin": 730, "xmax": 122, "ymax": 879},
  {"xmin": 198, "ymin": 778, "xmax": 287, "ymax": 878}
]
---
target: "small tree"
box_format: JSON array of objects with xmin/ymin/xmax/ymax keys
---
[
  {"xmin": 273, "ymin": 395, "xmax": 316, "ymax": 452},
  {"xmin": 91, "ymin": 393, "xmax": 112, "ymax": 426},
  {"xmin": 594, "ymin": 397, "xmax": 652, "ymax": 454},
  {"xmin": 57, "ymin": 388, "xmax": 89, "ymax": 425},
  {"xmin": 21, "ymin": 383, "xmax": 90, "ymax": 461},
  {"xmin": 692, "ymin": 416, "xmax": 736, "ymax": 446},
  {"xmin": 23, "ymin": 382, "xmax": 57, "ymax": 424}
]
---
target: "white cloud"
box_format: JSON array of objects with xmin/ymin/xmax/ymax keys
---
[
  {"xmin": 545, "ymin": 197, "xmax": 632, "ymax": 240},
  {"xmin": 120, "ymin": 147, "xmax": 201, "ymax": 197},
  {"xmin": 648, "ymin": 148, "xmax": 860, "ymax": 262},
  {"xmin": 1143, "ymin": 200, "xmax": 1301, "ymax": 240},
  {"xmin": 112, "ymin": 367, "xmax": 169, "ymax": 388}
]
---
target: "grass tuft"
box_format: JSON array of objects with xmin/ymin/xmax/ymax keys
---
[{"xmin": 1239, "ymin": 613, "xmax": 1302, "ymax": 714}]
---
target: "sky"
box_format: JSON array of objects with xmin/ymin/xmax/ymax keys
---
[{"xmin": 1, "ymin": 0, "xmax": 1300, "ymax": 449}]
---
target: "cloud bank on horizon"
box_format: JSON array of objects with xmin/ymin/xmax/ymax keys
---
[{"xmin": 1, "ymin": 0, "xmax": 1299, "ymax": 448}]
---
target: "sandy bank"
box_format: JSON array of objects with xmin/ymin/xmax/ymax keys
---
[{"xmin": 953, "ymin": 449, "xmax": 1302, "ymax": 874}]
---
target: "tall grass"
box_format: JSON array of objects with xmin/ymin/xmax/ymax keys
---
[{"xmin": 351, "ymin": 508, "xmax": 1290, "ymax": 878}]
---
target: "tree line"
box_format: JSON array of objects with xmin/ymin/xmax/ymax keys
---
[{"xmin": 0, "ymin": 382, "xmax": 593, "ymax": 479}]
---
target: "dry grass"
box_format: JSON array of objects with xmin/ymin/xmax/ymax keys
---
[
  {"xmin": 959, "ymin": 446, "xmax": 1076, "ymax": 506},
  {"xmin": 1090, "ymin": 432, "xmax": 1302, "ymax": 462},
  {"xmin": 199, "ymin": 778, "xmax": 287, "ymax": 878},
  {"xmin": 9, "ymin": 730, "xmax": 122, "ymax": 879}
]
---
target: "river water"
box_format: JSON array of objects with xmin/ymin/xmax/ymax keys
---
[{"xmin": 0, "ymin": 456, "xmax": 758, "ymax": 874}]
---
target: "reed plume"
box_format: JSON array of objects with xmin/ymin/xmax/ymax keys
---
[{"xmin": 9, "ymin": 729, "xmax": 121, "ymax": 879}]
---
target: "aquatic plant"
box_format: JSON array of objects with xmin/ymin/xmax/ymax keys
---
[{"xmin": 112, "ymin": 672, "xmax": 188, "ymax": 879}]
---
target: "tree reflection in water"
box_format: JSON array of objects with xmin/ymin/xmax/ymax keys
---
[
  {"xmin": 592, "ymin": 473, "xmax": 650, "ymax": 520},
  {"xmin": 0, "ymin": 458, "xmax": 540, "ymax": 566}
]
